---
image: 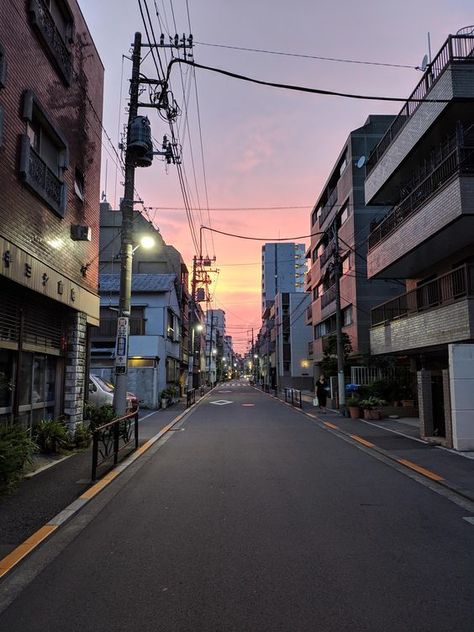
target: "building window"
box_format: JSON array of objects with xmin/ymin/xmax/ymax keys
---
[
  {"xmin": 166, "ymin": 356, "xmax": 179, "ymax": 383},
  {"xmin": 340, "ymin": 202, "xmax": 350, "ymax": 226},
  {"xmin": 0, "ymin": 42, "xmax": 6, "ymax": 88},
  {"xmin": 342, "ymin": 255, "xmax": 351, "ymax": 274},
  {"xmin": 313, "ymin": 286, "xmax": 319, "ymax": 300},
  {"xmin": 338, "ymin": 151, "xmax": 348, "ymax": 176},
  {"xmin": 29, "ymin": 0, "xmax": 73, "ymax": 84},
  {"xmin": 20, "ymin": 91, "xmax": 68, "ymax": 217},
  {"xmin": 343, "ymin": 305, "xmax": 353, "ymax": 326}
]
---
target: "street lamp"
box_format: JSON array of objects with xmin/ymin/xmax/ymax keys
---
[
  {"xmin": 112, "ymin": 233, "xmax": 156, "ymax": 415},
  {"xmin": 188, "ymin": 323, "xmax": 203, "ymax": 390}
]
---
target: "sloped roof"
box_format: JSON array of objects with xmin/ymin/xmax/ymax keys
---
[{"xmin": 99, "ymin": 273, "xmax": 176, "ymax": 293}]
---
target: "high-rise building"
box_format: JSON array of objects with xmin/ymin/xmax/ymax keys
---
[{"xmin": 261, "ymin": 243, "xmax": 306, "ymax": 313}]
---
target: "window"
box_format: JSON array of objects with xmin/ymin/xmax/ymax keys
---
[
  {"xmin": 29, "ymin": 0, "xmax": 73, "ymax": 84},
  {"xmin": 342, "ymin": 255, "xmax": 351, "ymax": 274},
  {"xmin": 166, "ymin": 357, "xmax": 179, "ymax": 382},
  {"xmin": 74, "ymin": 168, "xmax": 85, "ymax": 201},
  {"xmin": 339, "ymin": 153, "xmax": 348, "ymax": 176},
  {"xmin": 340, "ymin": 203, "xmax": 350, "ymax": 226},
  {"xmin": 312, "ymin": 247, "xmax": 318, "ymax": 263},
  {"xmin": 343, "ymin": 305, "xmax": 353, "ymax": 326},
  {"xmin": 20, "ymin": 91, "xmax": 68, "ymax": 216},
  {"xmin": 313, "ymin": 286, "xmax": 319, "ymax": 300}
]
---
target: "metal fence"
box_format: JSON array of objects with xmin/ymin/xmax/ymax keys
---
[
  {"xmin": 284, "ymin": 387, "xmax": 302, "ymax": 408},
  {"xmin": 91, "ymin": 409, "xmax": 139, "ymax": 481}
]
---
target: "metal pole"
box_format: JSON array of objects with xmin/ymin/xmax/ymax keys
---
[
  {"xmin": 188, "ymin": 255, "xmax": 197, "ymax": 390},
  {"xmin": 113, "ymin": 32, "xmax": 142, "ymax": 416},
  {"xmin": 332, "ymin": 222, "xmax": 346, "ymax": 414}
]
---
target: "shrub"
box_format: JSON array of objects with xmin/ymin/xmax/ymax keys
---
[
  {"xmin": 84, "ymin": 404, "xmax": 115, "ymax": 430},
  {"xmin": 0, "ymin": 424, "xmax": 37, "ymax": 490},
  {"xmin": 346, "ymin": 396, "xmax": 360, "ymax": 407},
  {"xmin": 34, "ymin": 418, "xmax": 69, "ymax": 454},
  {"xmin": 74, "ymin": 422, "xmax": 92, "ymax": 449},
  {"xmin": 359, "ymin": 396, "xmax": 387, "ymax": 410}
]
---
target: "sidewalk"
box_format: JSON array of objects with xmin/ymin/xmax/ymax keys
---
[
  {"xmin": 272, "ymin": 388, "xmax": 474, "ymax": 504},
  {"xmin": 0, "ymin": 402, "xmax": 188, "ymax": 561}
]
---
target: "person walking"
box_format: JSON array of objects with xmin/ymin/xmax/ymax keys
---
[{"xmin": 315, "ymin": 375, "xmax": 329, "ymax": 413}]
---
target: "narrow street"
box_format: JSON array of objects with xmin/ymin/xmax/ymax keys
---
[{"xmin": 1, "ymin": 381, "xmax": 473, "ymax": 631}]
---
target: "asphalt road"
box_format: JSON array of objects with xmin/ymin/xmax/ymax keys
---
[{"xmin": 1, "ymin": 380, "xmax": 474, "ymax": 631}]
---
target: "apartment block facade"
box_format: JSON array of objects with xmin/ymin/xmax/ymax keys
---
[
  {"xmin": 366, "ymin": 34, "xmax": 474, "ymax": 449},
  {"xmin": 261, "ymin": 243, "xmax": 306, "ymax": 313},
  {"xmin": 306, "ymin": 116, "xmax": 401, "ymax": 376},
  {"xmin": 0, "ymin": 0, "xmax": 103, "ymax": 429}
]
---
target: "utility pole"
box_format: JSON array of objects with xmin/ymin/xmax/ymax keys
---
[
  {"xmin": 188, "ymin": 255, "xmax": 197, "ymax": 390},
  {"xmin": 113, "ymin": 32, "xmax": 142, "ymax": 416},
  {"xmin": 332, "ymin": 222, "xmax": 346, "ymax": 414},
  {"xmin": 207, "ymin": 310, "xmax": 214, "ymax": 386}
]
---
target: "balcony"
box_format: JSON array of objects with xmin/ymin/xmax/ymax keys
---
[
  {"xmin": 366, "ymin": 35, "xmax": 474, "ymax": 177},
  {"xmin": 319, "ymin": 188, "xmax": 337, "ymax": 227},
  {"xmin": 370, "ymin": 265, "xmax": 474, "ymax": 354},
  {"xmin": 305, "ymin": 305, "xmax": 312, "ymax": 324},
  {"xmin": 369, "ymin": 131, "xmax": 474, "ymax": 252},
  {"xmin": 321, "ymin": 285, "xmax": 336, "ymax": 309},
  {"xmin": 29, "ymin": 0, "xmax": 72, "ymax": 85},
  {"xmin": 320, "ymin": 242, "xmax": 335, "ymax": 268}
]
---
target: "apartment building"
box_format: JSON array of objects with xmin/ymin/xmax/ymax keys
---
[
  {"xmin": 261, "ymin": 243, "xmax": 306, "ymax": 313},
  {"xmin": 0, "ymin": 0, "xmax": 103, "ymax": 429},
  {"xmin": 366, "ymin": 32, "xmax": 474, "ymax": 449},
  {"xmin": 306, "ymin": 116, "xmax": 401, "ymax": 376}
]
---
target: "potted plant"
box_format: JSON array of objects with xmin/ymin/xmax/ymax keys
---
[
  {"xmin": 346, "ymin": 396, "xmax": 361, "ymax": 419},
  {"xmin": 160, "ymin": 390, "xmax": 169, "ymax": 409},
  {"xmin": 359, "ymin": 396, "xmax": 386, "ymax": 420}
]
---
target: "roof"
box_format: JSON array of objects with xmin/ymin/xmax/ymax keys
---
[{"xmin": 99, "ymin": 274, "xmax": 176, "ymax": 293}]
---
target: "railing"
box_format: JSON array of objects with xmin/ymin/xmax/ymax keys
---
[
  {"xmin": 368, "ymin": 144, "xmax": 474, "ymax": 250},
  {"xmin": 366, "ymin": 34, "xmax": 474, "ymax": 175},
  {"xmin": 186, "ymin": 388, "xmax": 196, "ymax": 408},
  {"xmin": 321, "ymin": 284, "xmax": 337, "ymax": 308},
  {"xmin": 320, "ymin": 242, "xmax": 335, "ymax": 267},
  {"xmin": 91, "ymin": 317, "xmax": 146, "ymax": 338},
  {"xmin": 284, "ymin": 387, "xmax": 302, "ymax": 408},
  {"xmin": 22, "ymin": 140, "xmax": 64, "ymax": 215},
  {"xmin": 306, "ymin": 270, "xmax": 311, "ymax": 285},
  {"xmin": 319, "ymin": 187, "xmax": 338, "ymax": 227},
  {"xmin": 371, "ymin": 264, "xmax": 474, "ymax": 327},
  {"xmin": 91, "ymin": 408, "xmax": 139, "ymax": 481},
  {"xmin": 29, "ymin": 0, "xmax": 72, "ymax": 84},
  {"xmin": 308, "ymin": 341, "xmax": 313, "ymax": 357}
]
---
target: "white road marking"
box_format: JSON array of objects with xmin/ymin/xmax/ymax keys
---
[
  {"xmin": 209, "ymin": 400, "xmax": 233, "ymax": 406},
  {"xmin": 463, "ymin": 517, "xmax": 474, "ymax": 525}
]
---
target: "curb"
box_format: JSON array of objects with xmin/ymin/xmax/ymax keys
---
[
  {"xmin": 257, "ymin": 387, "xmax": 474, "ymax": 506},
  {"xmin": 0, "ymin": 388, "xmax": 215, "ymax": 581}
]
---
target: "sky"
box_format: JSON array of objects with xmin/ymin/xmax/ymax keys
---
[{"xmin": 79, "ymin": 0, "xmax": 473, "ymax": 352}]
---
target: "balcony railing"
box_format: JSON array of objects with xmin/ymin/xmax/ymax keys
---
[
  {"xmin": 320, "ymin": 242, "xmax": 335, "ymax": 267},
  {"xmin": 321, "ymin": 284, "xmax": 337, "ymax": 309},
  {"xmin": 20, "ymin": 137, "xmax": 65, "ymax": 217},
  {"xmin": 319, "ymin": 188, "xmax": 338, "ymax": 227},
  {"xmin": 368, "ymin": 142, "xmax": 474, "ymax": 251},
  {"xmin": 366, "ymin": 34, "xmax": 474, "ymax": 175},
  {"xmin": 29, "ymin": 0, "xmax": 72, "ymax": 84},
  {"xmin": 91, "ymin": 318, "xmax": 146, "ymax": 338},
  {"xmin": 371, "ymin": 265, "xmax": 474, "ymax": 327},
  {"xmin": 306, "ymin": 305, "xmax": 312, "ymax": 323}
]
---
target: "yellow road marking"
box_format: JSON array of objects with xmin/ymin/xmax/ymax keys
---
[
  {"xmin": 397, "ymin": 459, "xmax": 444, "ymax": 481},
  {"xmin": 306, "ymin": 413, "xmax": 316, "ymax": 418},
  {"xmin": 350, "ymin": 434, "xmax": 375, "ymax": 448},
  {"xmin": 323, "ymin": 421, "xmax": 338, "ymax": 430},
  {"xmin": 0, "ymin": 525, "xmax": 57, "ymax": 578}
]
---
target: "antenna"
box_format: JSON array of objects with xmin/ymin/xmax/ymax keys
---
[{"xmin": 356, "ymin": 155, "xmax": 366, "ymax": 169}]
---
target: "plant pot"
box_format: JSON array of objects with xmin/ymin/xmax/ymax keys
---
[
  {"xmin": 348, "ymin": 406, "xmax": 360, "ymax": 419},
  {"xmin": 161, "ymin": 399, "xmax": 168, "ymax": 409},
  {"xmin": 364, "ymin": 409, "xmax": 382, "ymax": 420}
]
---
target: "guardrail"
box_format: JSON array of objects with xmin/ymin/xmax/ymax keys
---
[
  {"xmin": 91, "ymin": 408, "xmax": 139, "ymax": 481},
  {"xmin": 284, "ymin": 387, "xmax": 302, "ymax": 408}
]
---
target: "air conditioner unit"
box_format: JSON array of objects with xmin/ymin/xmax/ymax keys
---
[{"xmin": 71, "ymin": 225, "xmax": 92, "ymax": 241}]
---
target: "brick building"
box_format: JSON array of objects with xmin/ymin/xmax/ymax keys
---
[
  {"xmin": 0, "ymin": 0, "xmax": 103, "ymax": 429},
  {"xmin": 366, "ymin": 33, "xmax": 474, "ymax": 449}
]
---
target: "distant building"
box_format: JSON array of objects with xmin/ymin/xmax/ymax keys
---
[
  {"xmin": 0, "ymin": 1, "xmax": 103, "ymax": 430},
  {"xmin": 261, "ymin": 243, "xmax": 306, "ymax": 313}
]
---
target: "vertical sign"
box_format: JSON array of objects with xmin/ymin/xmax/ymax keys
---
[{"xmin": 115, "ymin": 316, "xmax": 129, "ymax": 375}]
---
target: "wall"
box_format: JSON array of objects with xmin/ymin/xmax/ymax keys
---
[{"xmin": 449, "ymin": 343, "xmax": 474, "ymax": 451}]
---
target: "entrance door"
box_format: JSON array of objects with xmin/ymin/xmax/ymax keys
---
[{"xmin": 431, "ymin": 373, "xmax": 446, "ymax": 437}]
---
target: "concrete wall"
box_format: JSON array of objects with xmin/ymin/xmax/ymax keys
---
[{"xmin": 449, "ymin": 343, "xmax": 474, "ymax": 451}]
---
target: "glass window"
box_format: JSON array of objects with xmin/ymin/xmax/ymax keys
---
[
  {"xmin": 32, "ymin": 355, "xmax": 46, "ymax": 403},
  {"xmin": 46, "ymin": 356, "xmax": 56, "ymax": 402},
  {"xmin": 19, "ymin": 353, "xmax": 33, "ymax": 406},
  {"xmin": 343, "ymin": 306, "xmax": 353, "ymax": 326},
  {"xmin": 342, "ymin": 256, "xmax": 351, "ymax": 274},
  {"xmin": 0, "ymin": 349, "xmax": 14, "ymax": 408},
  {"xmin": 340, "ymin": 205, "xmax": 349, "ymax": 225}
]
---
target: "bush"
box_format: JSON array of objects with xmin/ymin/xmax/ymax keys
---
[
  {"xmin": 346, "ymin": 396, "xmax": 360, "ymax": 407},
  {"xmin": 34, "ymin": 418, "xmax": 69, "ymax": 454},
  {"xmin": 359, "ymin": 396, "xmax": 387, "ymax": 410},
  {"xmin": 0, "ymin": 424, "xmax": 37, "ymax": 490},
  {"xmin": 74, "ymin": 422, "xmax": 92, "ymax": 449},
  {"xmin": 84, "ymin": 404, "xmax": 115, "ymax": 430}
]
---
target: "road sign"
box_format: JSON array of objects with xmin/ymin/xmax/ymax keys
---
[{"xmin": 115, "ymin": 316, "xmax": 129, "ymax": 375}]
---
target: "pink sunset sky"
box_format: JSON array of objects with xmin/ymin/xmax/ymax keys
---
[{"xmin": 80, "ymin": 0, "xmax": 473, "ymax": 352}]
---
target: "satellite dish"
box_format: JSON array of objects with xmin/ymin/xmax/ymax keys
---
[
  {"xmin": 356, "ymin": 155, "xmax": 366, "ymax": 169},
  {"xmin": 420, "ymin": 54, "xmax": 428, "ymax": 72}
]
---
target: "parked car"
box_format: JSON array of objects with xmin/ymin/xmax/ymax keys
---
[{"xmin": 88, "ymin": 374, "xmax": 139, "ymax": 411}]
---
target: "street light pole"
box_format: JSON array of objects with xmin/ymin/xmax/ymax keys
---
[{"xmin": 113, "ymin": 32, "xmax": 142, "ymax": 416}]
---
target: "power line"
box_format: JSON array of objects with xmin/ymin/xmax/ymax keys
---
[
  {"xmin": 201, "ymin": 226, "xmax": 322, "ymax": 241},
  {"xmin": 146, "ymin": 204, "xmax": 312, "ymax": 211},
  {"xmin": 166, "ymin": 58, "xmax": 451, "ymax": 104},
  {"xmin": 195, "ymin": 41, "xmax": 417, "ymax": 70}
]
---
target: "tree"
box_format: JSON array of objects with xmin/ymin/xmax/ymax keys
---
[{"xmin": 319, "ymin": 333, "xmax": 352, "ymax": 377}]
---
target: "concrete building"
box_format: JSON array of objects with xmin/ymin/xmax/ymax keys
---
[
  {"xmin": 305, "ymin": 116, "xmax": 401, "ymax": 379},
  {"xmin": 272, "ymin": 292, "xmax": 313, "ymax": 390},
  {"xmin": 261, "ymin": 243, "xmax": 306, "ymax": 313},
  {"xmin": 366, "ymin": 32, "xmax": 474, "ymax": 449},
  {"xmin": 0, "ymin": 1, "xmax": 103, "ymax": 430}
]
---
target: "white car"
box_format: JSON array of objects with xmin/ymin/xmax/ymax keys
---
[{"xmin": 88, "ymin": 374, "xmax": 138, "ymax": 411}]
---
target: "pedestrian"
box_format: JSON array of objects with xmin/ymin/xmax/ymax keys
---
[{"xmin": 315, "ymin": 375, "xmax": 329, "ymax": 413}]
